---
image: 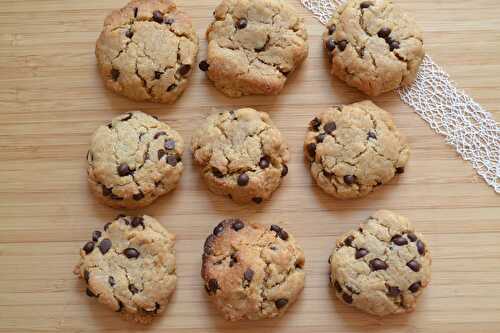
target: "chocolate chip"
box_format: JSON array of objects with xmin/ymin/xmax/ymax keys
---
[
  {"xmin": 355, "ymin": 248, "xmax": 368, "ymax": 259},
  {"xmin": 337, "ymin": 40, "xmax": 348, "ymax": 51},
  {"xmin": 259, "ymin": 156, "xmax": 270, "ymax": 169},
  {"xmin": 328, "ymin": 25, "xmax": 336, "ymax": 35},
  {"xmin": 83, "ymin": 241, "xmax": 95, "ymax": 254},
  {"xmin": 324, "ymin": 121, "xmax": 336, "ymax": 134},
  {"xmin": 343, "ymin": 175, "xmax": 356, "ymax": 185},
  {"xmin": 334, "ymin": 280, "xmax": 342, "ymax": 292},
  {"xmin": 275, "ymin": 298, "xmax": 288, "ymax": 309},
  {"xmin": 407, "ymin": 260, "xmax": 420, "ymax": 272},
  {"xmin": 386, "ymin": 285, "xmax": 400, "ymax": 296},
  {"xmin": 164, "ymin": 139, "xmax": 176, "ymax": 150},
  {"xmin": 154, "ymin": 71, "xmax": 162, "ymax": 80},
  {"xmin": 270, "ymin": 224, "xmax": 282, "ymax": 234},
  {"xmin": 396, "ymin": 167, "xmax": 405, "ymax": 174},
  {"xmin": 92, "ymin": 230, "xmax": 102, "ymax": 242},
  {"xmin": 111, "ymin": 68, "xmax": 120, "ymax": 81},
  {"xmin": 237, "ymin": 173, "xmax": 249, "ymax": 186},
  {"xmin": 316, "ymin": 133, "xmax": 326, "ymax": 143},
  {"xmin": 243, "ymin": 269, "xmax": 254, "ymax": 283},
  {"xmin": 390, "ymin": 40, "xmax": 400, "ymax": 51},
  {"xmin": 378, "ymin": 27, "xmax": 391, "ymax": 39},
  {"xmin": 309, "ymin": 117, "xmax": 321, "ymax": 131},
  {"xmin": 107, "ymin": 123, "xmax": 113, "ymax": 129},
  {"xmin": 164, "ymin": 17, "xmax": 174, "ymax": 25},
  {"xmin": 212, "ymin": 167, "xmax": 224, "ymax": 178},
  {"xmin": 166, "ymin": 155, "xmax": 178, "ymax": 166},
  {"xmin": 131, "ymin": 217, "xmax": 145, "ymax": 229},
  {"xmin": 232, "ymin": 219, "xmax": 244, "ymax": 231},
  {"xmin": 229, "ymin": 254, "xmax": 237, "ymax": 267},
  {"xmin": 252, "ymin": 197, "xmax": 263, "ymax": 204},
  {"xmin": 104, "ymin": 222, "xmax": 111, "ymax": 231},
  {"xmin": 117, "ymin": 163, "xmax": 132, "ymax": 177},
  {"xmin": 125, "ymin": 29, "xmax": 134, "ymax": 38},
  {"xmin": 98, "ymin": 239, "xmax": 111, "ymax": 255},
  {"xmin": 213, "ymin": 222, "xmax": 224, "ymax": 236},
  {"xmin": 409, "ymin": 281, "xmax": 421, "ymax": 293},
  {"xmin": 235, "ymin": 18, "xmax": 247, "ymax": 29},
  {"xmin": 86, "ymin": 288, "xmax": 97, "ymax": 297},
  {"xmin": 407, "ymin": 233, "xmax": 417, "ymax": 242},
  {"xmin": 306, "ymin": 143, "xmax": 317, "ymax": 158},
  {"xmin": 133, "ymin": 7, "xmax": 138, "ymax": 17},
  {"xmin": 207, "ymin": 278, "xmax": 219, "ymax": 294},
  {"xmin": 154, "ymin": 131, "xmax": 167, "ymax": 139},
  {"xmin": 326, "ymin": 38, "xmax": 336, "ymax": 51},
  {"xmin": 344, "ymin": 235, "xmax": 354, "ymax": 247},
  {"xmin": 360, "ymin": 1, "xmax": 373, "ymax": 9},
  {"xmin": 158, "ymin": 149, "xmax": 166, "ymax": 160},
  {"xmin": 129, "ymin": 284, "xmax": 138, "ymax": 294},
  {"xmin": 416, "ymin": 240, "xmax": 426, "ymax": 255},
  {"xmin": 278, "ymin": 229, "xmax": 289, "ymax": 241},
  {"xmin": 178, "ymin": 64, "xmax": 191, "ymax": 76},
  {"xmin": 199, "ymin": 60, "xmax": 209, "ymax": 71},
  {"xmin": 342, "ymin": 293, "xmax": 353, "ymax": 304},
  {"xmin": 110, "ymin": 194, "xmax": 123, "ymax": 201},
  {"xmin": 167, "ymin": 84, "xmax": 177, "ymax": 92},
  {"xmin": 391, "ymin": 235, "xmax": 408, "ymax": 246},
  {"xmin": 152, "ymin": 10, "xmax": 163, "ymax": 23},
  {"xmin": 367, "ymin": 131, "xmax": 377, "ymax": 140},
  {"xmin": 123, "ymin": 248, "xmax": 140, "ymax": 259},
  {"xmin": 108, "ymin": 276, "xmax": 115, "ymax": 287},
  {"xmin": 281, "ymin": 164, "xmax": 288, "ymax": 177},
  {"xmin": 84, "ymin": 270, "xmax": 90, "ymax": 283},
  {"xmin": 369, "ymin": 258, "xmax": 388, "ymax": 271},
  {"xmin": 133, "ymin": 192, "xmax": 144, "ymax": 201}
]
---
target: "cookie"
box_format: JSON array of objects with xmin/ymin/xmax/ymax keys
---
[
  {"xmin": 74, "ymin": 215, "xmax": 176, "ymax": 323},
  {"xmin": 191, "ymin": 108, "xmax": 289, "ymax": 204},
  {"xmin": 323, "ymin": 0, "xmax": 424, "ymax": 96},
  {"xmin": 96, "ymin": 0, "xmax": 198, "ymax": 103},
  {"xmin": 202, "ymin": 218, "xmax": 305, "ymax": 320},
  {"xmin": 304, "ymin": 100, "xmax": 409, "ymax": 199},
  {"xmin": 329, "ymin": 210, "xmax": 431, "ymax": 316},
  {"xmin": 87, "ymin": 111, "xmax": 184, "ymax": 209},
  {"xmin": 201, "ymin": 0, "xmax": 309, "ymax": 97}
]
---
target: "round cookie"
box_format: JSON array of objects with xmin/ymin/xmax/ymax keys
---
[
  {"xmin": 74, "ymin": 215, "xmax": 176, "ymax": 323},
  {"xmin": 191, "ymin": 108, "xmax": 289, "ymax": 204},
  {"xmin": 202, "ymin": 218, "xmax": 305, "ymax": 321},
  {"xmin": 304, "ymin": 100, "xmax": 409, "ymax": 199},
  {"xmin": 96, "ymin": 0, "xmax": 198, "ymax": 103},
  {"xmin": 323, "ymin": 0, "xmax": 424, "ymax": 96},
  {"xmin": 329, "ymin": 210, "xmax": 431, "ymax": 316},
  {"xmin": 87, "ymin": 111, "xmax": 184, "ymax": 209},
  {"xmin": 201, "ymin": 0, "xmax": 309, "ymax": 97}
]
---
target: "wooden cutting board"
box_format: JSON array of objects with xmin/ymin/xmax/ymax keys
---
[{"xmin": 0, "ymin": 0, "xmax": 499, "ymax": 332}]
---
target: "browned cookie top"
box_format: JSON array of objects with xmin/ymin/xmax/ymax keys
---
[
  {"xmin": 96, "ymin": 0, "xmax": 198, "ymax": 103},
  {"xmin": 202, "ymin": 219, "xmax": 305, "ymax": 321}
]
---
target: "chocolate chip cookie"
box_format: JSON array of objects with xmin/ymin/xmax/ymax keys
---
[
  {"xmin": 74, "ymin": 215, "xmax": 176, "ymax": 323},
  {"xmin": 304, "ymin": 100, "xmax": 409, "ymax": 199},
  {"xmin": 201, "ymin": 0, "xmax": 309, "ymax": 97},
  {"xmin": 191, "ymin": 108, "xmax": 289, "ymax": 204},
  {"xmin": 329, "ymin": 210, "xmax": 431, "ymax": 316},
  {"xmin": 323, "ymin": 0, "xmax": 424, "ymax": 96},
  {"xmin": 96, "ymin": 0, "xmax": 198, "ymax": 103},
  {"xmin": 202, "ymin": 218, "xmax": 305, "ymax": 320},
  {"xmin": 87, "ymin": 111, "xmax": 184, "ymax": 209}
]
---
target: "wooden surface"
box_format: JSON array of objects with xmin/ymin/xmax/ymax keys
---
[{"xmin": 1, "ymin": 0, "xmax": 499, "ymax": 332}]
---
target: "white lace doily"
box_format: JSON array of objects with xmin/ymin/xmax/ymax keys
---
[{"xmin": 301, "ymin": 0, "xmax": 500, "ymax": 193}]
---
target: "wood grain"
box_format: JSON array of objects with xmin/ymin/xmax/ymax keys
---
[{"xmin": 0, "ymin": 0, "xmax": 499, "ymax": 332}]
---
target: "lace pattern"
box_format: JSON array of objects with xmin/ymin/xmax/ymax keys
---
[{"xmin": 300, "ymin": 0, "xmax": 500, "ymax": 193}]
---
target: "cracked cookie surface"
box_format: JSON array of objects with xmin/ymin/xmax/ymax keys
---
[
  {"xmin": 96, "ymin": 0, "xmax": 198, "ymax": 103},
  {"xmin": 87, "ymin": 111, "xmax": 184, "ymax": 209},
  {"xmin": 323, "ymin": 0, "xmax": 424, "ymax": 96},
  {"xmin": 202, "ymin": 219, "xmax": 305, "ymax": 321},
  {"xmin": 329, "ymin": 210, "xmax": 431, "ymax": 316},
  {"xmin": 304, "ymin": 100, "xmax": 409, "ymax": 199},
  {"xmin": 74, "ymin": 215, "xmax": 176, "ymax": 323},
  {"xmin": 202, "ymin": 0, "xmax": 309, "ymax": 97},
  {"xmin": 191, "ymin": 108, "xmax": 289, "ymax": 204}
]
